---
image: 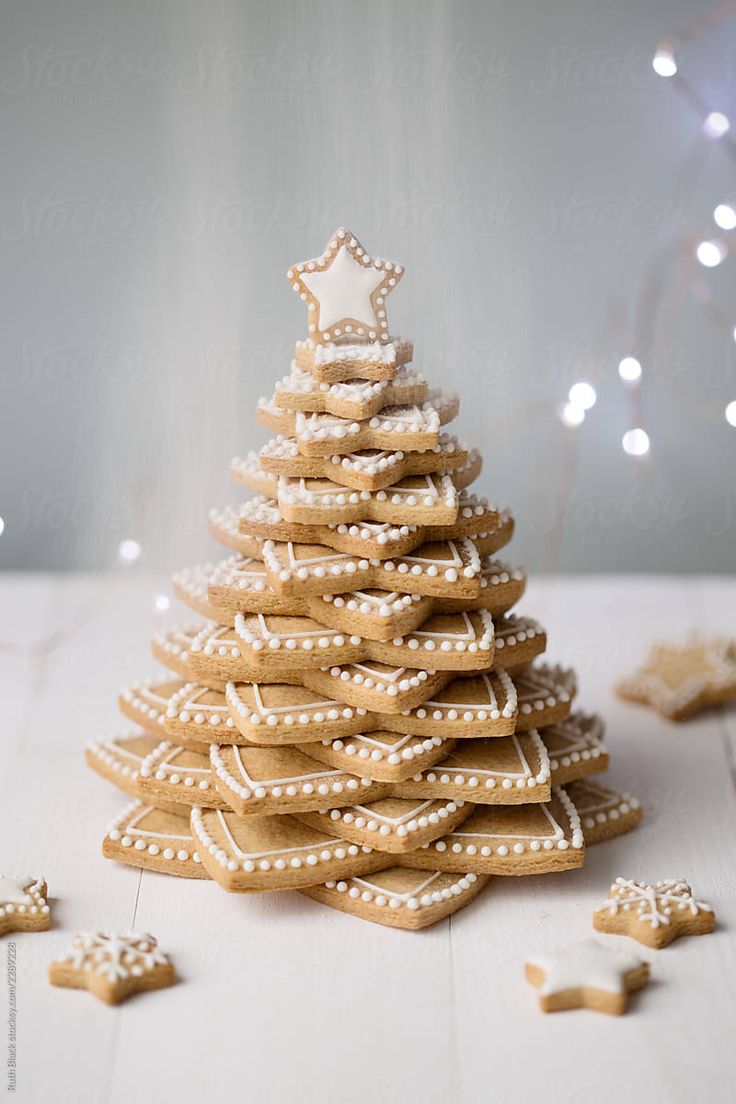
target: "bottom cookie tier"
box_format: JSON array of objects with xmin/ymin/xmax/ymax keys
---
[{"xmin": 302, "ymin": 867, "xmax": 489, "ymax": 930}]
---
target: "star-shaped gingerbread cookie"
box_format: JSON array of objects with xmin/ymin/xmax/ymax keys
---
[
  {"xmin": 593, "ymin": 877, "xmax": 715, "ymax": 948},
  {"xmin": 617, "ymin": 637, "xmax": 736, "ymax": 720},
  {"xmin": 288, "ymin": 227, "xmax": 403, "ymax": 344},
  {"xmin": 0, "ymin": 876, "xmax": 50, "ymax": 935},
  {"xmin": 49, "ymin": 932, "xmax": 175, "ymax": 1005},
  {"xmin": 525, "ymin": 938, "xmax": 649, "ymax": 1015}
]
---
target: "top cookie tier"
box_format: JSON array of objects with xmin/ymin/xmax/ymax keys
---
[
  {"xmin": 288, "ymin": 227, "xmax": 405, "ymax": 348},
  {"xmin": 294, "ymin": 337, "xmax": 413, "ymax": 383}
]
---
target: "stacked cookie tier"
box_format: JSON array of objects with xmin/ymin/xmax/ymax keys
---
[{"xmin": 88, "ymin": 336, "xmax": 641, "ymax": 929}]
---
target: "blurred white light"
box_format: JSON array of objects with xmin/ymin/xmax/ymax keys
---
[
  {"xmin": 117, "ymin": 538, "xmax": 141, "ymax": 565},
  {"xmin": 622, "ymin": 428, "xmax": 650, "ymax": 457},
  {"xmin": 726, "ymin": 401, "xmax": 736, "ymax": 427},
  {"xmin": 652, "ymin": 50, "xmax": 677, "ymax": 77},
  {"xmin": 704, "ymin": 111, "xmax": 730, "ymax": 139},
  {"xmin": 732, "ymin": 324, "xmax": 736, "ymax": 343},
  {"xmin": 696, "ymin": 240, "xmax": 726, "ymax": 267},
  {"xmin": 618, "ymin": 356, "xmax": 642, "ymax": 383},
  {"xmin": 560, "ymin": 402, "xmax": 585, "ymax": 427},
  {"xmin": 153, "ymin": 593, "xmax": 171, "ymax": 612},
  {"xmin": 568, "ymin": 381, "xmax": 597, "ymax": 410},
  {"xmin": 0, "ymin": 516, "xmax": 4, "ymax": 538},
  {"xmin": 714, "ymin": 204, "xmax": 736, "ymax": 230}
]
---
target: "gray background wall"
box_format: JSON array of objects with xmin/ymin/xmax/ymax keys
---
[{"xmin": 2, "ymin": 0, "xmax": 735, "ymax": 574}]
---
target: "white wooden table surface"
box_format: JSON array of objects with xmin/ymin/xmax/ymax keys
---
[{"xmin": 2, "ymin": 572, "xmax": 735, "ymax": 1104}]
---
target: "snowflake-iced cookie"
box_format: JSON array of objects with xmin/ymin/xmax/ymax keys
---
[
  {"xmin": 593, "ymin": 878, "xmax": 715, "ymax": 948},
  {"xmin": 49, "ymin": 932, "xmax": 175, "ymax": 1005},
  {"xmin": 617, "ymin": 637, "xmax": 736, "ymax": 721},
  {"xmin": 525, "ymin": 938, "xmax": 649, "ymax": 1015},
  {"xmin": 287, "ymin": 226, "xmax": 404, "ymax": 345},
  {"xmin": 0, "ymin": 876, "xmax": 50, "ymax": 936}
]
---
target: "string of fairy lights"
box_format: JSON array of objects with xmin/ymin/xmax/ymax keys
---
[
  {"xmin": 559, "ymin": 14, "xmax": 736, "ymax": 453},
  {"xmin": 2, "ymin": 5, "xmax": 734, "ymax": 654}
]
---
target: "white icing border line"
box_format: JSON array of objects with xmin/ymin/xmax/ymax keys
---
[
  {"xmin": 0, "ymin": 876, "xmax": 49, "ymax": 921},
  {"xmin": 209, "ymin": 744, "xmax": 373, "ymax": 806},
  {"xmin": 190, "ymin": 807, "xmax": 375, "ymax": 874},
  {"xmin": 321, "ymin": 870, "xmax": 480, "ymax": 912},
  {"xmin": 106, "ymin": 800, "xmax": 201, "ymax": 865}
]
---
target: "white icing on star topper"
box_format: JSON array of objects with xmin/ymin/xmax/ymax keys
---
[{"xmin": 288, "ymin": 228, "xmax": 404, "ymax": 344}]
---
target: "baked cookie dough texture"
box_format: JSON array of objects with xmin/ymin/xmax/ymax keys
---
[{"xmin": 86, "ymin": 228, "xmax": 641, "ymax": 930}]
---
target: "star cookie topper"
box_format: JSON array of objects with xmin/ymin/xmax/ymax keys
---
[
  {"xmin": 49, "ymin": 931, "xmax": 176, "ymax": 1005},
  {"xmin": 617, "ymin": 636, "xmax": 736, "ymax": 721},
  {"xmin": 287, "ymin": 227, "xmax": 404, "ymax": 345},
  {"xmin": 525, "ymin": 938, "xmax": 649, "ymax": 1016},
  {"xmin": 0, "ymin": 875, "xmax": 50, "ymax": 935},
  {"xmin": 593, "ymin": 877, "xmax": 715, "ymax": 949}
]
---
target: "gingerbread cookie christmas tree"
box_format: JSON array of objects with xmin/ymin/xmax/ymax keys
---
[{"xmin": 86, "ymin": 227, "xmax": 642, "ymax": 929}]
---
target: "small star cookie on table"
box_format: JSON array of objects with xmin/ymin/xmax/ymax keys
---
[
  {"xmin": 616, "ymin": 637, "xmax": 736, "ymax": 721},
  {"xmin": 525, "ymin": 938, "xmax": 649, "ymax": 1015},
  {"xmin": 0, "ymin": 876, "xmax": 50, "ymax": 935},
  {"xmin": 288, "ymin": 227, "xmax": 404, "ymax": 345},
  {"xmin": 49, "ymin": 932, "xmax": 175, "ymax": 1005},
  {"xmin": 593, "ymin": 877, "xmax": 715, "ymax": 948}
]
